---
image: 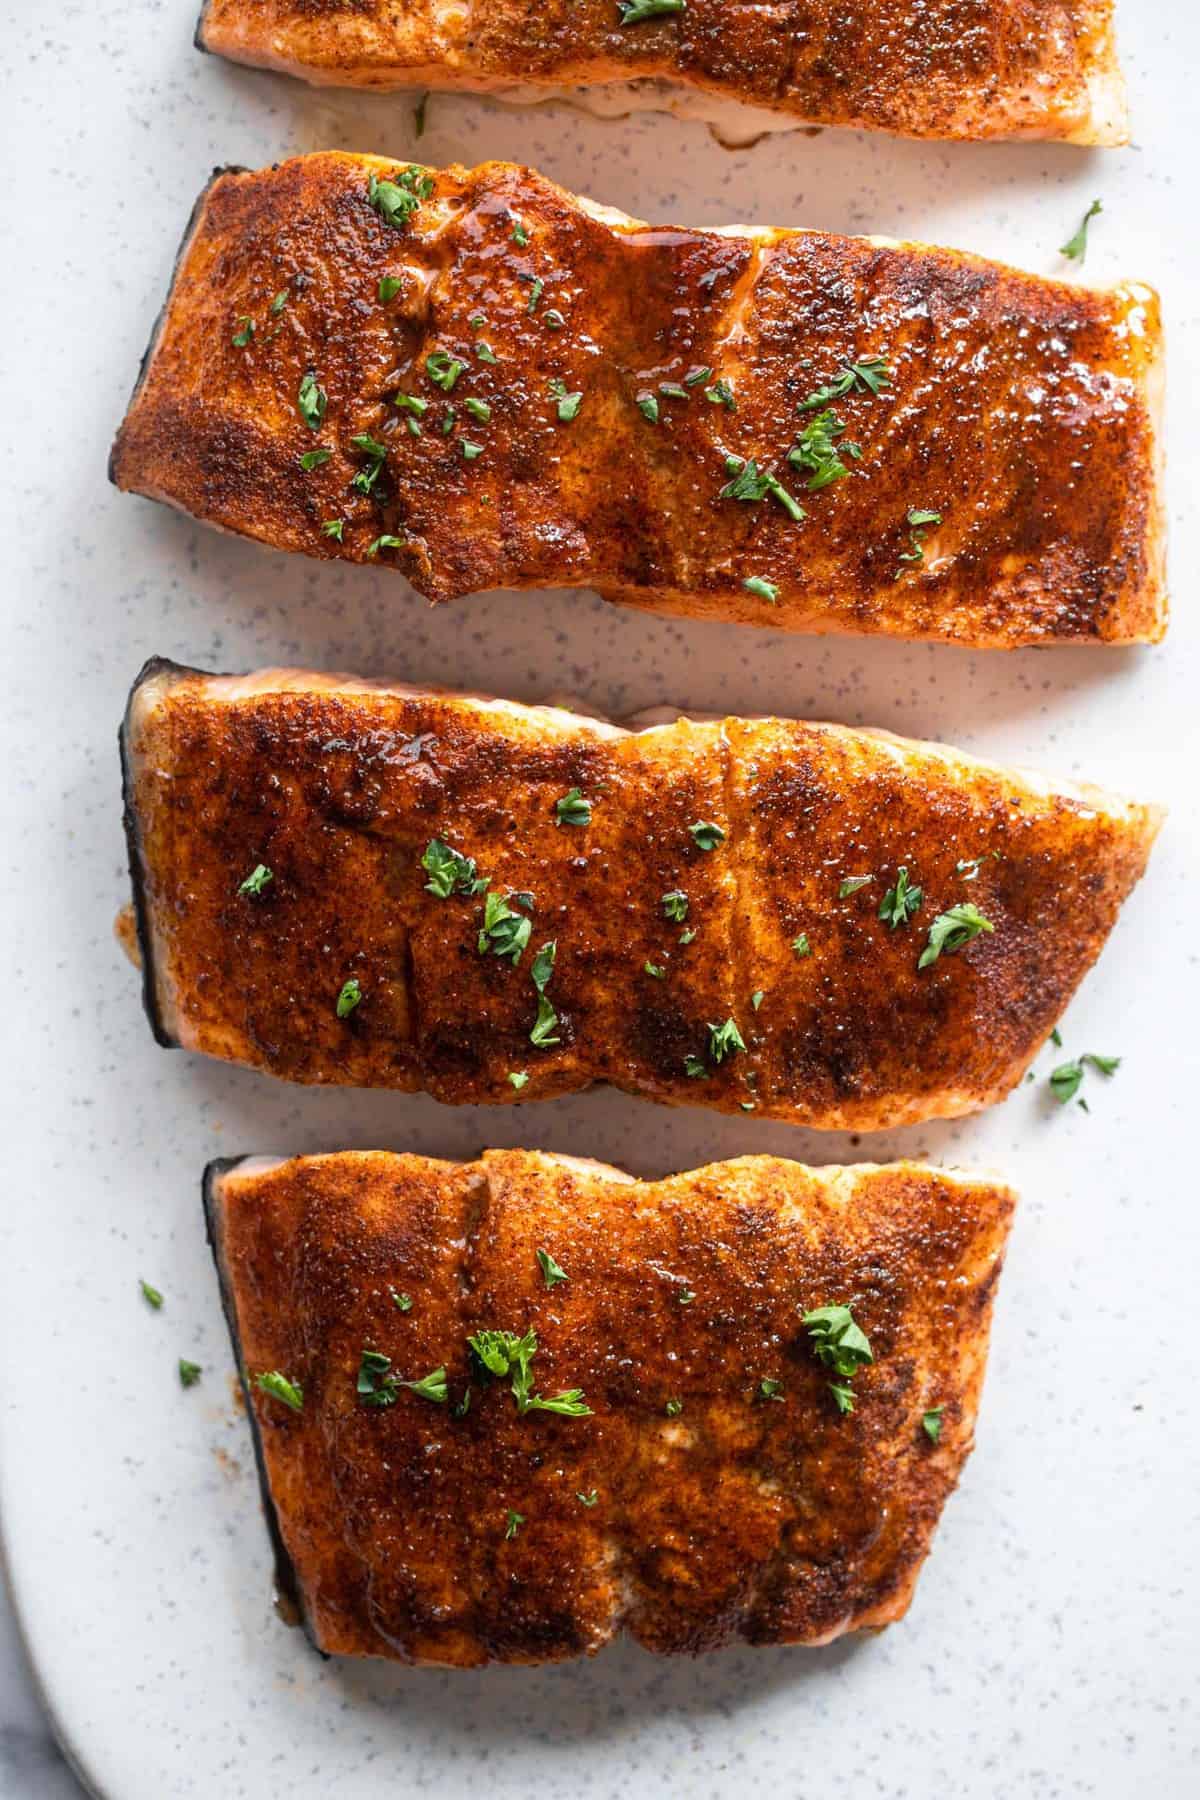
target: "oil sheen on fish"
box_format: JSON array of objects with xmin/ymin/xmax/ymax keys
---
[
  {"xmin": 195, "ymin": 0, "xmax": 1128, "ymax": 146},
  {"xmin": 120, "ymin": 660, "xmax": 1161, "ymax": 1130},
  {"xmin": 205, "ymin": 1147, "xmax": 1016, "ymax": 1664},
  {"xmin": 108, "ymin": 155, "xmax": 1165, "ymax": 649}
]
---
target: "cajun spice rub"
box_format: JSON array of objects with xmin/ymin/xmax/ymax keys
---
[
  {"xmin": 196, "ymin": 0, "xmax": 1128, "ymax": 145},
  {"xmin": 206, "ymin": 1147, "xmax": 1015, "ymax": 1664},
  {"xmin": 121, "ymin": 660, "xmax": 1161, "ymax": 1129},
  {"xmin": 110, "ymin": 155, "xmax": 1165, "ymax": 648}
]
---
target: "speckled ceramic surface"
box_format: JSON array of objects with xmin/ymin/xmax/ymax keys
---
[{"xmin": 1, "ymin": 2, "xmax": 1198, "ymax": 1795}]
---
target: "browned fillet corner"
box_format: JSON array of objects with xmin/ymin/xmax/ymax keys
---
[
  {"xmin": 110, "ymin": 154, "xmax": 1166, "ymax": 649},
  {"xmin": 206, "ymin": 1148, "xmax": 1016, "ymax": 1665},
  {"xmin": 196, "ymin": 0, "xmax": 1128, "ymax": 146},
  {"xmin": 121, "ymin": 661, "xmax": 1162, "ymax": 1129}
]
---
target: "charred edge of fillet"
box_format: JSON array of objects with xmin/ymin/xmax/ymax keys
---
[
  {"xmin": 118, "ymin": 655, "xmax": 202, "ymax": 1049},
  {"xmin": 202, "ymin": 1157, "xmax": 323, "ymax": 1658},
  {"xmin": 108, "ymin": 166, "xmax": 247, "ymax": 488}
]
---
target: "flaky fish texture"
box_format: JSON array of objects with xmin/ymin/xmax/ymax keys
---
[
  {"xmin": 109, "ymin": 155, "xmax": 1165, "ymax": 649},
  {"xmin": 121, "ymin": 660, "xmax": 1161, "ymax": 1129},
  {"xmin": 196, "ymin": 0, "xmax": 1128, "ymax": 145},
  {"xmin": 206, "ymin": 1147, "xmax": 1016, "ymax": 1665}
]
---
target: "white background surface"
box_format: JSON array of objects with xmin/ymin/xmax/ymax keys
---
[{"xmin": 1, "ymin": 2, "xmax": 1198, "ymax": 1795}]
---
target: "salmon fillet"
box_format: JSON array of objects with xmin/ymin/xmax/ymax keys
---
[
  {"xmin": 205, "ymin": 1147, "xmax": 1016, "ymax": 1664},
  {"xmin": 196, "ymin": 0, "xmax": 1127, "ymax": 146},
  {"xmin": 109, "ymin": 154, "xmax": 1165, "ymax": 650},
  {"xmin": 121, "ymin": 659, "xmax": 1161, "ymax": 1130}
]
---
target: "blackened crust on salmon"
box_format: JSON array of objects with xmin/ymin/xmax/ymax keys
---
[
  {"xmin": 119, "ymin": 661, "xmax": 1163, "ymax": 1131},
  {"xmin": 109, "ymin": 154, "xmax": 1166, "ymax": 648}
]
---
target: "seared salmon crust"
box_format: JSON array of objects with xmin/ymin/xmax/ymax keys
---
[{"xmin": 206, "ymin": 1148, "xmax": 1016, "ymax": 1664}]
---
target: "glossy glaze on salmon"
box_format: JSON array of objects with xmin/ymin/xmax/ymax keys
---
[
  {"xmin": 109, "ymin": 154, "xmax": 1165, "ymax": 649},
  {"xmin": 206, "ymin": 1148, "xmax": 1015, "ymax": 1664},
  {"xmin": 196, "ymin": 0, "xmax": 1127, "ymax": 146},
  {"xmin": 121, "ymin": 660, "xmax": 1161, "ymax": 1129}
]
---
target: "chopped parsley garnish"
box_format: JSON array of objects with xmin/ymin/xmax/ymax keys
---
[
  {"xmin": 787, "ymin": 408, "xmax": 861, "ymax": 490},
  {"xmin": 922, "ymin": 1406, "xmax": 944, "ymax": 1444},
  {"xmin": 644, "ymin": 961, "xmax": 665, "ymax": 979},
  {"xmin": 530, "ymin": 992, "xmax": 560, "ymax": 1047},
  {"xmin": 1060, "ymin": 198, "xmax": 1102, "ymax": 263},
  {"xmin": 618, "ymin": 0, "xmax": 686, "ymax": 20},
  {"xmin": 526, "ymin": 276, "xmax": 544, "ymax": 314},
  {"xmin": 405, "ymin": 1366, "xmax": 448, "ymax": 1404},
  {"xmin": 367, "ymin": 166, "xmax": 433, "ymax": 230},
  {"xmin": 421, "ymin": 838, "xmax": 486, "ymax": 897},
  {"xmin": 349, "ymin": 431, "xmax": 388, "ymax": 493},
  {"xmin": 707, "ymin": 1017, "xmax": 746, "ymax": 1063},
  {"xmin": 703, "ymin": 377, "xmax": 735, "ymax": 410},
  {"xmin": 839, "ymin": 874, "xmax": 873, "ymax": 897},
  {"xmin": 678, "ymin": 927, "xmax": 697, "ymax": 944},
  {"xmin": 576, "ymin": 1489, "xmax": 599, "ymax": 1506},
  {"xmin": 878, "ymin": 866, "xmax": 922, "ymax": 929},
  {"xmin": 270, "ymin": 289, "xmax": 288, "ymax": 315},
  {"xmin": 297, "ymin": 370, "xmax": 327, "ymax": 430},
  {"xmin": 804, "ymin": 1305, "xmax": 873, "ymax": 1371},
  {"xmin": 178, "ymin": 1359, "xmax": 202, "ymax": 1388},
  {"xmin": 394, "ymin": 392, "xmax": 428, "ymax": 418},
  {"xmin": 1050, "ymin": 1026, "xmax": 1063, "ymax": 1048},
  {"xmin": 1049, "ymin": 1053, "xmax": 1120, "ymax": 1105},
  {"xmin": 356, "ymin": 1347, "xmax": 400, "ymax": 1407},
  {"xmin": 426, "ymin": 349, "xmax": 465, "ymax": 391},
  {"xmin": 897, "ymin": 507, "xmax": 942, "ymax": 570},
  {"xmin": 751, "ymin": 990, "xmax": 764, "ymax": 1011},
  {"xmin": 792, "ymin": 932, "xmax": 811, "ymax": 957},
  {"xmin": 508, "ymin": 1070, "xmax": 529, "ymax": 1090},
  {"xmin": 367, "ymin": 534, "xmax": 404, "ymax": 557},
  {"xmin": 678, "ymin": 1289, "xmax": 695, "ymax": 1305},
  {"xmin": 391, "ymin": 1290, "xmax": 414, "ymax": 1312},
  {"xmin": 555, "ymin": 786, "xmax": 591, "ymax": 826},
  {"xmin": 719, "ymin": 456, "xmax": 805, "ymax": 522},
  {"xmin": 756, "ymin": 1378, "xmax": 784, "ymax": 1403},
  {"xmin": 955, "ymin": 853, "xmax": 996, "ymax": 881},
  {"xmin": 463, "ymin": 396, "xmax": 491, "ymax": 423},
  {"xmin": 918, "ymin": 902, "xmax": 994, "ymax": 969},
  {"xmin": 742, "ymin": 575, "xmax": 779, "ymax": 602},
  {"xmin": 255, "ymin": 1370, "xmax": 303, "ymax": 1412},
  {"xmin": 659, "ymin": 381, "xmax": 689, "ymax": 401},
  {"xmin": 511, "ymin": 215, "xmax": 530, "ymax": 247},
  {"xmin": 636, "ymin": 391, "xmax": 660, "ymax": 423},
  {"xmin": 537, "ymin": 1248, "xmax": 568, "ymax": 1289},
  {"xmin": 665, "ymin": 1397, "xmax": 683, "ymax": 1417},
  {"xmin": 232, "ymin": 317, "xmax": 255, "ymax": 347},
  {"xmin": 799, "ymin": 356, "xmax": 891, "ymax": 409},
  {"xmin": 321, "ymin": 518, "xmax": 344, "ymax": 541},
  {"xmin": 299, "ymin": 448, "xmax": 331, "ymax": 471},
  {"xmin": 662, "ymin": 890, "xmax": 689, "ymax": 921},
  {"xmin": 543, "ymin": 308, "xmax": 565, "ymax": 330},
  {"xmin": 550, "ymin": 377, "xmax": 582, "ymax": 421},
  {"xmin": 238, "ymin": 862, "xmax": 273, "ymax": 897},
  {"xmin": 829, "ymin": 1382, "xmax": 857, "ymax": 1415},
  {"xmin": 689, "ymin": 820, "xmax": 724, "ymax": 851},
  {"xmin": 475, "ymin": 340, "xmax": 499, "ymax": 364},
  {"xmin": 683, "ymin": 1054, "xmax": 707, "ymax": 1079},
  {"xmin": 467, "ymin": 1326, "xmax": 592, "ymax": 1416},
  {"xmin": 478, "ymin": 890, "xmax": 533, "ymax": 964},
  {"xmin": 461, "ymin": 439, "xmax": 483, "ymax": 461},
  {"xmin": 139, "ymin": 1279, "xmax": 163, "ymax": 1310},
  {"xmin": 531, "ymin": 940, "xmax": 556, "ymax": 992},
  {"xmin": 335, "ymin": 976, "xmax": 363, "ymax": 1017},
  {"xmin": 378, "ymin": 275, "xmax": 402, "ymax": 302},
  {"xmin": 685, "ymin": 365, "xmax": 713, "ymax": 387},
  {"xmin": 505, "ymin": 1509, "xmax": 525, "ymax": 1539}
]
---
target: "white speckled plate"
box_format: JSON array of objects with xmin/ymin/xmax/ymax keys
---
[{"xmin": 2, "ymin": 2, "xmax": 1198, "ymax": 1795}]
